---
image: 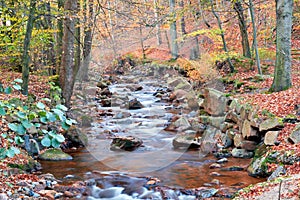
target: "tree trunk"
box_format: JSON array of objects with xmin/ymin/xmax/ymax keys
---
[
  {"xmin": 179, "ymin": 0, "xmax": 186, "ymax": 35},
  {"xmin": 21, "ymin": 0, "xmax": 36, "ymax": 95},
  {"xmin": 56, "ymin": 0, "xmax": 64, "ymax": 74},
  {"xmin": 154, "ymin": 0, "xmax": 162, "ymax": 45},
  {"xmin": 210, "ymin": 0, "xmax": 234, "ymax": 72},
  {"xmin": 271, "ymin": 0, "xmax": 293, "ymax": 92},
  {"xmin": 233, "ymin": 0, "xmax": 251, "ymax": 58},
  {"xmin": 74, "ymin": 0, "xmax": 81, "ymax": 77},
  {"xmin": 249, "ymin": 0, "xmax": 262, "ymax": 74},
  {"xmin": 60, "ymin": 0, "xmax": 77, "ymax": 108},
  {"xmin": 81, "ymin": 0, "xmax": 94, "ymax": 81},
  {"xmin": 169, "ymin": 0, "xmax": 179, "ymax": 59}
]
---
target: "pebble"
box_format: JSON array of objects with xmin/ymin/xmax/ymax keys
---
[
  {"xmin": 217, "ymin": 158, "xmax": 228, "ymax": 164},
  {"xmin": 210, "ymin": 172, "xmax": 221, "ymax": 176},
  {"xmin": 209, "ymin": 163, "xmax": 221, "ymax": 169}
]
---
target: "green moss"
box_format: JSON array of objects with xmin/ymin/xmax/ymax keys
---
[{"xmin": 38, "ymin": 148, "xmax": 73, "ymax": 161}]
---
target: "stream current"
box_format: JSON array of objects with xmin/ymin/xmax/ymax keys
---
[{"xmin": 41, "ymin": 67, "xmax": 264, "ymax": 199}]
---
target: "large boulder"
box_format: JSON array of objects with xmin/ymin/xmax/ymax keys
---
[
  {"xmin": 172, "ymin": 131, "xmax": 200, "ymax": 149},
  {"xmin": 38, "ymin": 148, "xmax": 73, "ymax": 161},
  {"xmin": 200, "ymin": 126, "xmax": 219, "ymax": 153},
  {"xmin": 202, "ymin": 88, "xmax": 228, "ymax": 116},
  {"xmin": 259, "ymin": 118, "xmax": 284, "ymax": 132},
  {"xmin": 264, "ymin": 131, "xmax": 279, "ymax": 145},
  {"xmin": 64, "ymin": 126, "xmax": 88, "ymax": 148},
  {"xmin": 242, "ymin": 120, "xmax": 259, "ymax": 139},
  {"xmin": 231, "ymin": 148, "xmax": 254, "ymax": 158}
]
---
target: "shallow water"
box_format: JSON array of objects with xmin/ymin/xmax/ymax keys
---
[{"xmin": 41, "ymin": 71, "xmax": 265, "ymax": 198}]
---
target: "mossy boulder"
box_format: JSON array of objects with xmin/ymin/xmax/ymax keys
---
[
  {"xmin": 247, "ymin": 144, "xmax": 276, "ymax": 177},
  {"xmin": 64, "ymin": 125, "xmax": 88, "ymax": 148},
  {"xmin": 38, "ymin": 148, "xmax": 73, "ymax": 161}
]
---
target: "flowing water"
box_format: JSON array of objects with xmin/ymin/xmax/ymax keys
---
[{"xmin": 41, "ymin": 68, "xmax": 265, "ymax": 199}]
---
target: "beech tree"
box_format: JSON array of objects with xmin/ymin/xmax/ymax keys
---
[
  {"xmin": 271, "ymin": 0, "xmax": 293, "ymax": 92},
  {"xmin": 59, "ymin": 0, "xmax": 78, "ymax": 107},
  {"xmin": 169, "ymin": 0, "xmax": 179, "ymax": 59},
  {"xmin": 21, "ymin": 0, "xmax": 36, "ymax": 95}
]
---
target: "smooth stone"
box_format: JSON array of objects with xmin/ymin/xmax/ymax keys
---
[{"xmin": 38, "ymin": 149, "xmax": 73, "ymax": 161}]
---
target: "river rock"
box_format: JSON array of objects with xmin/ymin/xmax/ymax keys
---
[
  {"xmin": 196, "ymin": 187, "xmax": 218, "ymax": 199},
  {"xmin": 200, "ymin": 126, "xmax": 219, "ymax": 153},
  {"xmin": 242, "ymin": 120, "xmax": 258, "ymax": 139},
  {"xmin": 172, "ymin": 133, "xmax": 200, "ymax": 149},
  {"xmin": 264, "ymin": 131, "xmax": 279, "ymax": 145},
  {"xmin": 288, "ymin": 124, "xmax": 300, "ymax": 144},
  {"xmin": 231, "ymin": 148, "xmax": 253, "ymax": 158},
  {"xmin": 38, "ymin": 149, "xmax": 73, "ymax": 161},
  {"xmin": 110, "ymin": 136, "xmax": 143, "ymax": 151},
  {"xmin": 173, "ymin": 116, "xmax": 191, "ymax": 129},
  {"xmin": 202, "ymin": 88, "xmax": 228, "ymax": 116},
  {"xmin": 65, "ymin": 126, "xmax": 88, "ymax": 147},
  {"xmin": 225, "ymin": 110, "xmax": 240, "ymax": 124},
  {"xmin": 233, "ymin": 133, "xmax": 243, "ymax": 148},
  {"xmin": 267, "ymin": 165, "xmax": 286, "ymax": 181},
  {"xmin": 247, "ymin": 144, "xmax": 270, "ymax": 177},
  {"xmin": 228, "ymin": 99, "xmax": 242, "ymax": 114},
  {"xmin": 127, "ymin": 98, "xmax": 144, "ymax": 109},
  {"xmin": 241, "ymin": 140, "xmax": 257, "ymax": 151},
  {"xmin": 259, "ymin": 118, "xmax": 283, "ymax": 132}
]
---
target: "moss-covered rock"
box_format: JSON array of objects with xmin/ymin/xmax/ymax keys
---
[{"xmin": 38, "ymin": 148, "xmax": 73, "ymax": 161}]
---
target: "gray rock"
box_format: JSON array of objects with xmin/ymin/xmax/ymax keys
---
[
  {"xmin": 38, "ymin": 149, "xmax": 73, "ymax": 161},
  {"xmin": 203, "ymin": 88, "xmax": 228, "ymax": 116},
  {"xmin": 231, "ymin": 148, "xmax": 254, "ymax": 158},
  {"xmin": 65, "ymin": 126, "xmax": 88, "ymax": 147},
  {"xmin": 242, "ymin": 120, "xmax": 258, "ymax": 139},
  {"xmin": 264, "ymin": 131, "xmax": 279, "ymax": 145},
  {"xmin": 267, "ymin": 166, "xmax": 286, "ymax": 181},
  {"xmin": 259, "ymin": 118, "xmax": 283, "ymax": 132},
  {"xmin": 200, "ymin": 126, "xmax": 219, "ymax": 153},
  {"xmin": 173, "ymin": 117, "xmax": 191, "ymax": 129},
  {"xmin": 288, "ymin": 124, "xmax": 300, "ymax": 144},
  {"xmin": 172, "ymin": 134, "xmax": 200, "ymax": 149},
  {"xmin": 110, "ymin": 136, "xmax": 143, "ymax": 151},
  {"xmin": 127, "ymin": 98, "xmax": 144, "ymax": 109}
]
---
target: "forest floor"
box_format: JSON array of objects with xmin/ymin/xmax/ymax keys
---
[{"xmin": 0, "ymin": 34, "xmax": 300, "ymax": 199}]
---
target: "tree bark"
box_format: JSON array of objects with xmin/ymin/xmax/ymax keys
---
[
  {"xmin": 249, "ymin": 0, "xmax": 262, "ymax": 74},
  {"xmin": 60, "ymin": 0, "xmax": 77, "ymax": 108},
  {"xmin": 179, "ymin": 0, "xmax": 186, "ymax": 35},
  {"xmin": 233, "ymin": 0, "xmax": 251, "ymax": 58},
  {"xmin": 271, "ymin": 0, "xmax": 293, "ymax": 92},
  {"xmin": 81, "ymin": 0, "xmax": 94, "ymax": 81},
  {"xmin": 56, "ymin": 0, "xmax": 64, "ymax": 74},
  {"xmin": 169, "ymin": 0, "xmax": 179, "ymax": 59},
  {"xmin": 21, "ymin": 0, "xmax": 36, "ymax": 95},
  {"xmin": 210, "ymin": 0, "xmax": 234, "ymax": 72},
  {"xmin": 154, "ymin": 0, "xmax": 162, "ymax": 45}
]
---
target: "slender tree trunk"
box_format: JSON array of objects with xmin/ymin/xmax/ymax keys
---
[
  {"xmin": 74, "ymin": 0, "xmax": 81, "ymax": 76},
  {"xmin": 60, "ymin": 0, "xmax": 77, "ymax": 107},
  {"xmin": 107, "ymin": 1, "xmax": 117, "ymax": 57},
  {"xmin": 210, "ymin": 0, "xmax": 234, "ymax": 72},
  {"xmin": 233, "ymin": 0, "xmax": 251, "ymax": 58},
  {"xmin": 81, "ymin": 0, "xmax": 94, "ymax": 81},
  {"xmin": 179, "ymin": 0, "xmax": 186, "ymax": 35},
  {"xmin": 271, "ymin": 0, "xmax": 293, "ymax": 92},
  {"xmin": 45, "ymin": 2, "xmax": 56, "ymax": 75},
  {"xmin": 154, "ymin": 0, "xmax": 162, "ymax": 45},
  {"xmin": 22, "ymin": 0, "xmax": 36, "ymax": 95},
  {"xmin": 249, "ymin": 0, "xmax": 262, "ymax": 74},
  {"xmin": 169, "ymin": 0, "xmax": 179, "ymax": 59},
  {"xmin": 56, "ymin": 0, "xmax": 64, "ymax": 75}
]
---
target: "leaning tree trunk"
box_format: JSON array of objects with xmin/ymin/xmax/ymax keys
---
[
  {"xmin": 210, "ymin": 0, "xmax": 234, "ymax": 72},
  {"xmin": 169, "ymin": 0, "xmax": 179, "ymax": 59},
  {"xmin": 22, "ymin": 0, "xmax": 36, "ymax": 95},
  {"xmin": 271, "ymin": 0, "xmax": 293, "ymax": 92},
  {"xmin": 249, "ymin": 0, "xmax": 262, "ymax": 74},
  {"xmin": 233, "ymin": 0, "xmax": 251, "ymax": 58},
  {"xmin": 60, "ymin": 0, "xmax": 77, "ymax": 108}
]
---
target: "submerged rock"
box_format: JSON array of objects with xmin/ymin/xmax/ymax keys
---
[
  {"xmin": 38, "ymin": 149, "xmax": 73, "ymax": 161},
  {"xmin": 110, "ymin": 136, "xmax": 143, "ymax": 151},
  {"xmin": 127, "ymin": 98, "xmax": 144, "ymax": 109}
]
